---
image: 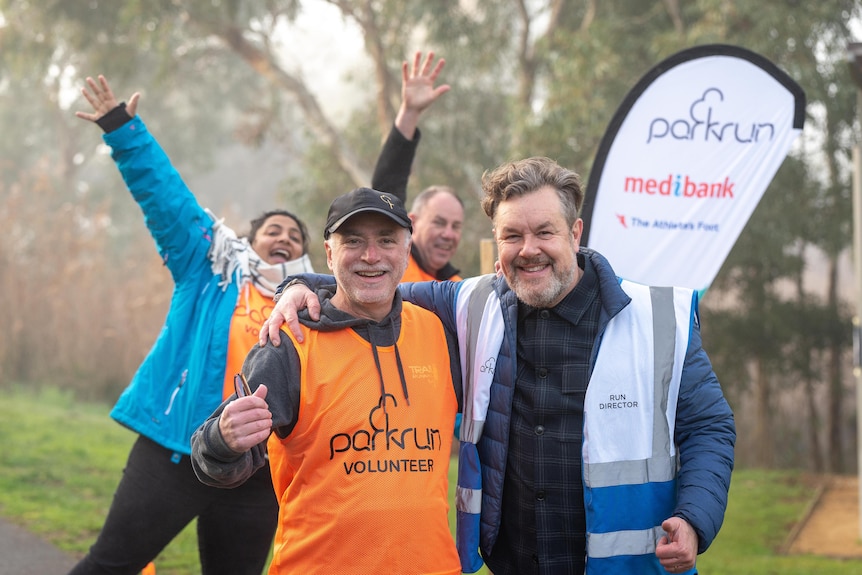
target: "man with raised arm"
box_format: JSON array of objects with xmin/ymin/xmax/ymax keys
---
[{"xmin": 372, "ymin": 51, "xmax": 464, "ymax": 282}]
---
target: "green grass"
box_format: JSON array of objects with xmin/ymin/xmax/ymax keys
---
[
  {"xmin": 1, "ymin": 384, "xmax": 860, "ymax": 574},
  {"xmin": 0, "ymin": 385, "xmax": 198, "ymax": 574},
  {"xmin": 696, "ymin": 469, "xmax": 862, "ymax": 574}
]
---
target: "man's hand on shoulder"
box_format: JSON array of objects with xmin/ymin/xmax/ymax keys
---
[{"xmin": 260, "ymin": 284, "xmax": 320, "ymax": 346}]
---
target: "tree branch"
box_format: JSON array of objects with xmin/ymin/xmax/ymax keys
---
[
  {"xmin": 324, "ymin": 0, "xmax": 397, "ymax": 137},
  {"xmin": 580, "ymin": 0, "xmax": 596, "ymax": 32},
  {"xmin": 662, "ymin": 0, "xmax": 685, "ymax": 35},
  {"xmin": 218, "ymin": 25, "xmax": 370, "ymax": 187}
]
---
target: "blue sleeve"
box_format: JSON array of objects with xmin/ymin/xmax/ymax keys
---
[
  {"xmin": 398, "ymin": 280, "xmax": 461, "ymax": 334},
  {"xmin": 103, "ymin": 116, "xmax": 213, "ymax": 281},
  {"xmin": 401, "ymin": 280, "xmax": 464, "ymax": 419},
  {"xmin": 278, "ymin": 275, "xmax": 463, "ymax": 335},
  {"xmin": 275, "ymin": 274, "xmax": 336, "ymax": 297},
  {"xmin": 673, "ymin": 301, "xmax": 736, "ymax": 553}
]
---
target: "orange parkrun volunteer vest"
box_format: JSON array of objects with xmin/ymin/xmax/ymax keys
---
[
  {"xmin": 266, "ymin": 303, "xmax": 460, "ymax": 575},
  {"xmin": 401, "ymin": 254, "xmax": 463, "ymax": 283},
  {"xmin": 223, "ymin": 284, "xmax": 275, "ymax": 400}
]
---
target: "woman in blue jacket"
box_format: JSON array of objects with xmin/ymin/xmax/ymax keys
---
[{"xmin": 69, "ymin": 75, "xmax": 314, "ymax": 575}]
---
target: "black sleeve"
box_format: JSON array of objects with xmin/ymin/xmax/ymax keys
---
[
  {"xmin": 370, "ymin": 124, "xmax": 421, "ymax": 204},
  {"xmin": 190, "ymin": 340, "xmax": 302, "ymax": 488},
  {"xmin": 95, "ymin": 102, "xmax": 134, "ymax": 133},
  {"xmin": 275, "ymin": 273, "xmax": 335, "ymax": 299},
  {"xmin": 191, "ymin": 398, "xmax": 266, "ymax": 488},
  {"xmin": 243, "ymin": 341, "xmax": 303, "ymax": 439}
]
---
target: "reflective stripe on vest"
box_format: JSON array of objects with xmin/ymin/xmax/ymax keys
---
[
  {"xmin": 457, "ymin": 274, "xmax": 500, "ymax": 445},
  {"xmin": 454, "ymin": 274, "xmax": 500, "ymax": 573}
]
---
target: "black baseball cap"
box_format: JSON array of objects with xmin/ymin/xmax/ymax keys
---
[{"xmin": 324, "ymin": 187, "xmax": 413, "ymax": 239}]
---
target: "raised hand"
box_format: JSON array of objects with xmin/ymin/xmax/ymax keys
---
[
  {"xmin": 394, "ymin": 51, "xmax": 450, "ymax": 140},
  {"xmin": 75, "ymin": 75, "xmax": 139, "ymax": 122},
  {"xmin": 402, "ymin": 51, "xmax": 450, "ymax": 115}
]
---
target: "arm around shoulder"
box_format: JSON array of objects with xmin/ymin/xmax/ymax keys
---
[{"xmin": 398, "ymin": 279, "xmax": 462, "ymax": 333}]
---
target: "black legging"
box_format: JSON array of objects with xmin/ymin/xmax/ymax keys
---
[{"xmin": 67, "ymin": 435, "xmax": 278, "ymax": 575}]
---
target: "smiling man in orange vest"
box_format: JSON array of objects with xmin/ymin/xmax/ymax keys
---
[{"xmin": 191, "ymin": 188, "xmax": 463, "ymax": 575}]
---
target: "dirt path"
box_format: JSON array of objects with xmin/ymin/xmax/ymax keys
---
[{"xmin": 785, "ymin": 474, "xmax": 862, "ymax": 559}]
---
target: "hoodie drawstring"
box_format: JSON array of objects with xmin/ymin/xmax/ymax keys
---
[
  {"xmin": 370, "ymin": 341, "xmax": 389, "ymax": 415},
  {"xmin": 393, "ymin": 345, "xmax": 410, "ymax": 406},
  {"xmin": 390, "ymin": 321, "xmax": 410, "ymax": 407},
  {"xmin": 368, "ymin": 324, "xmax": 411, "ymax": 413}
]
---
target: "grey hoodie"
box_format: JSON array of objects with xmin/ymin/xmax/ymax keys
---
[{"xmin": 191, "ymin": 285, "xmax": 461, "ymax": 488}]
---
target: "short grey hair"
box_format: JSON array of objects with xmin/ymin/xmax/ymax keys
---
[{"xmin": 480, "ymin": 157, "xmax": 583, "ymax": 228}]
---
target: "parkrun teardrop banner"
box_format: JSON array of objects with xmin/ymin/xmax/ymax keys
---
[{"xmin": 581, "ymin": 44, "xmax": 805, "ymax": 294}]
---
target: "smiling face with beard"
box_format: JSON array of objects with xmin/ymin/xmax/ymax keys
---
[{"xmin": 494, "ymin": 186, "xmax": 583, "ymax": 309}]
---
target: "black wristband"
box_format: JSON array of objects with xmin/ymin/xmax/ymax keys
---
[{"xmin": 95, "ymin": 102, "xmax": 133, "ymax": 133}]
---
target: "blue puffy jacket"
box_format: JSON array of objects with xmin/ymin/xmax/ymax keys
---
[{"xmin": 104, "ymin": 116, "xmax": 238, "ymax": 456}]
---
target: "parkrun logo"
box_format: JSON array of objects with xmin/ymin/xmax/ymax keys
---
[
  {"xmin": 624, "ymin": 174, "xmax": 735, "ymax": 199},
  {"xmin": 646, "ymin": 87, "xmax": 776, "ymax": 144},
  {"xmin": 328, "ymin": 393, "xmax": 445, "ymax": 476}
]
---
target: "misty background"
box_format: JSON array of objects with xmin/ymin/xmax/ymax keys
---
[{"xmin": 1, "ymin": 0, "xmax": 861, "ymax": 474}]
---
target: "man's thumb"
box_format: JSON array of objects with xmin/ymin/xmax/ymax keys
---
[{"xmin": 661, "ymin": 518, "xmax": 678, "ymax": 540}]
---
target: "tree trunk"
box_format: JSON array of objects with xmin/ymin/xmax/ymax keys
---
[
  {"xmin": 804, "ymin": 368, "xmax": 824, "ymax": 472},
  {"xmin": 754, "ymin": 356, "xmax": 774, "ymax": 467},
  {"xmin": 827, "ymin": 255, "xmax": 845, "ymax": 472}
]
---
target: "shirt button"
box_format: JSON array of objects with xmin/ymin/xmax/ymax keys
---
[
  {"xmin": 535, "ymin": 425, "xmax": 545, "ymax": 436},
  {"xmin": 540, "ymin": 310, "xmax": 550, "ymax": 319},
  {"xmin": 537, "ymin": 367, "xmax": 548, "ymax": 378},
  {"xmin": 536, "ymin": 490, "xmax": 546, "ymax": 501}
]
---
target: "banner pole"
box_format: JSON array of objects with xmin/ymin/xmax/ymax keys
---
[
  {"xmin": 848, "ymin": 43, "xmax": 862, "ymax": 540},
  {"xmin": 852, "ymin": 143, "xmax": 862, "ymax": 539}
]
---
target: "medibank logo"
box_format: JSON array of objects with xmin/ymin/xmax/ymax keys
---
[{"xmin": 623, "ymin": 174, "xmax": 735, "ymax": 199}]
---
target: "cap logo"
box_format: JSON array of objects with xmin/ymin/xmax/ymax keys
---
[{"xmin": 379, "ymin": 194, "xmax": 395, "ymax": 210}]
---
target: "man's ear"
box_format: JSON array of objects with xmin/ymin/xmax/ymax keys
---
[
  {"xmin": 324, "ymin": 240, "xmax": 335, "ymax": 271},
  {"xmin": 571, "ymin": 218, "xmax": 584, "ymax": 248}
]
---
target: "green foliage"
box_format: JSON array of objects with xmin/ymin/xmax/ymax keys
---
[{"xmin": 0, "ymin": 0, "xmax": 860, "ymax": 467}]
